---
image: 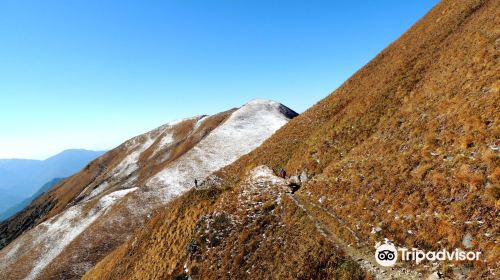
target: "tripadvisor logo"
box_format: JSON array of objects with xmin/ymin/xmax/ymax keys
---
[
  {"xmin": 374, "ymin": 242, "xmax": 482, "ymax": 267},
  {"xmin": 375, "ymin": 243, "xmax": 398, "ymax": 267}
]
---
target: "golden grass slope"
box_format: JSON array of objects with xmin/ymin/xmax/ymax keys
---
[
  {"xmin": 85, "ymin": 168, "xmax": 366, "ymax": 280},
  {"xmin": 89, "ymin": 0, "xmax": 499, "ymax": 278}
]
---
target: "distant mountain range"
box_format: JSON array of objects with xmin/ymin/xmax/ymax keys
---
[
  {"xmin": 0, "ymin": 178, "xmax": 64, "ymax": 222},
  {"xmin": 0, "ymin": 149, "xmax": 105, "ymax": 219}
]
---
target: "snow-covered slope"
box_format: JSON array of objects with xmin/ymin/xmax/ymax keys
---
[
  {"xmin": 0, "ymin": 99, "xmax": 297, "ymax": 280},
  {"xmin": 148, "ymin": 99, "xmax": 294, "ymax": 200}
]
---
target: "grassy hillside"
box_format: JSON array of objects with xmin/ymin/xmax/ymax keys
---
[
  {"xmin": 85, "ymin": 0, "xmax": 498, "ymax": 279},
  {"xmin": 85, "ymin": 170, "xmax": 366, "ymax": 280}
]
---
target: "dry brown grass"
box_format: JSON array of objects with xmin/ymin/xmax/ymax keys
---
[
  {"xmin": 186, "ymin": 190, "xmax": 365, "ymax": 280},
  {"xmin": 87, "ymin": 0, "xmax": 498, "ymax": 278},
  {"xmin": 11, "ymin": 0, "xmax": 497, "ymax": 279},
  {"xmin": 85, "ymin": 175, "xmax": 367, "ymax": 280},
  {"xmin": 83, "ymin": 185, "xmax": 223, "ymax": 280}
]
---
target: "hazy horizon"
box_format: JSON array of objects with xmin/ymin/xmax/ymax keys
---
[{"xmin": 0, "ymin": 148, "xmax": 108, "ymax": 161}]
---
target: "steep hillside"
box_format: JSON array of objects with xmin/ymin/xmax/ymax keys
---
[
  {"xmin": 0, "ymin": 100, "xmax": 297, "ymax": 280},
  {"xmin": 86, "ymin": 167, "xmax": 366, "ymax": 280},
  {"xmin": 85, "ymin": 0, "xmax": 499, "ymax": 279}
]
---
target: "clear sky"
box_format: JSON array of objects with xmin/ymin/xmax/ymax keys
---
[{"xmin": 0, "ymin": 0, "xmax": 439, "ymax": 159}]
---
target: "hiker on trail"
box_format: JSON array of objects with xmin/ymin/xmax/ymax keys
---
[
  {"xmin": 195, "ymin": 179, "xmax": 198, "ymax": 188},
  {"xmin": 278, "ymin": 168, "xmax": 287, "ymax": 178}
]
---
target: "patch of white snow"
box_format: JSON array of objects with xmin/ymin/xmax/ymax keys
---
[
  {"xmin": 148, "ymin": 100, "xmax": 293, "ymax": 202},
  {"xmin": 22, "ymin": 187, "xmax": 137, "ymax": 280}
]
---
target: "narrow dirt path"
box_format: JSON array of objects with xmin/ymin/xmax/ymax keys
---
[
  {"xmin": 286, "ymin": 192, "xmax": 426, "ymax": 280},
  {"xmin": 243, "ymin": 167, "xmax": 431, "ymax": 279}
]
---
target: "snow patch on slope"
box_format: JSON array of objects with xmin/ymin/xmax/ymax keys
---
[
  {"xmin": 152, "ymin": 131, "xmax": 176, "ymax": 158},
  {"xmin": 98, "ymin": 188, "xmax": 137, "ymax": 209},
  {"xmin": 113, "ymin": 138, "xmax": 154, "ymax": 178},
  {"xmin": 148, "ymin": 99, "xmax": 292, "ymax": 202},
  {"xmin": 158, "ymin": 133, "xmax": 174, "ymax": 149},
  {"xmin": 6, "ymin": 188, "xmax": 138, "ymax": 280},
  {"xmin": 192, "ymin": 115, "xmax": 208, "ymax": 131},
  {"xmin": 250, "ymin": 165, "xmax": 286, "ymax": 185},
  {"xmin": 84, "ymin": 181, "xmax": 110, "ymax": 202},
  {"xmin": 76, "ymin": 115, "xmax": 210, "ymax": 203}
]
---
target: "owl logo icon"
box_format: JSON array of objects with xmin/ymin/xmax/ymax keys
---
[{"xmin": 375, "ymin": 243, "xmax": 398, "ymax": 267}]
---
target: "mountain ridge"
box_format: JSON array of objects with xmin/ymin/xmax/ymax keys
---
[
  {"xmin": 84, "ymin": 0, "xmax": 499, "ymax": 279},
  {"xmin": 0, "ymin": 99, "xmax": 297, "ymax": 279}
]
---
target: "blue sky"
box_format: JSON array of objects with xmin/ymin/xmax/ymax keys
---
[{"xmin": 0, "ymin": 0, "xmax": 439, "ymax": 159}]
